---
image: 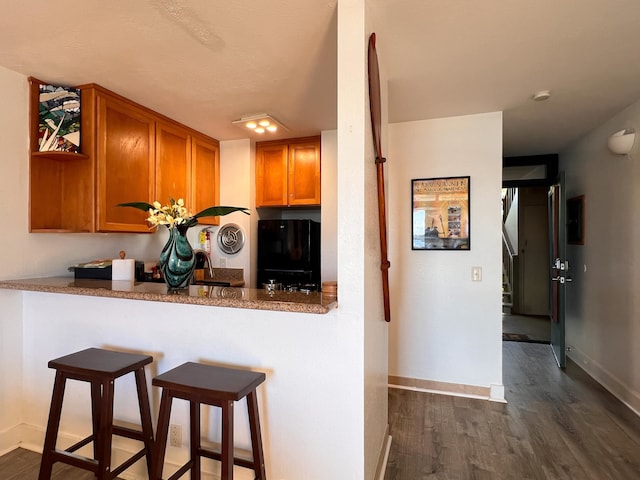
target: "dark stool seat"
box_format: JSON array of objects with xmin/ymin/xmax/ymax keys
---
[
  {"xmin": 152, "ymin": 362, "xmax": 266, "ymax": 480},
  {"xmin": 38, "ymin": 348, "xmax": 154, "ymax": 480}
]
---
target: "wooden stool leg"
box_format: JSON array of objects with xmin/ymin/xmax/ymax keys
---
[
  {"xmin": 134, "ymin": 367, "xmax": 155, "ymax": 474},
  {"xmin": 220, "ymin": 400, "xmax": 234, "ymax": 480},
  {"xmin": 247, "ymin": 391, "xmax": 267, "ymax": 480},
  {"xmin": 152, "ymin": 389, "xmax": 173, "ymax": 480},
  {"xmin": 190, "ymin": 401, "xmax": 201, "ymax": 480},
  {"xmin": 96, "ymin": 379, "xmax": 115, "ymax": 480},
  {"xmin": 90, "ymin": 380, "xmax": 102, "ymax": 461},
  {"xmin": 38, "ymin": 371, "xmax": 67, "ymax": 480}
]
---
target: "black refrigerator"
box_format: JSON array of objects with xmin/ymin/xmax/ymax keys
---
[{"xmin": 257, "ymin": 219, "xmax": 321, "ymax": 288}]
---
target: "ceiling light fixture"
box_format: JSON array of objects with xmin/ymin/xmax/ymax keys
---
[
  {"xmin": 232, "ymin": 114, "xmax": 286, "ymax": 135},
  {"xmin": 532, "ymin": 90, "xmax": 551, "ymax": 102}
]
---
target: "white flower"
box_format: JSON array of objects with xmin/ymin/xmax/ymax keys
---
[
  {"xmin": 118, "ymin": 199, "xmax": 249, "ymax": 230},
  {"xmin": 145, "ymin": 198, "xmax": 195, "ymax": 229}
]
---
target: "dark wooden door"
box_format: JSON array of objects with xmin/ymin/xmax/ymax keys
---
[{"xmin": 548, "ymin": 172, "xmax": 570, "ymax": 367}]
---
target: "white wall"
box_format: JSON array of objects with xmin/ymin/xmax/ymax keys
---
[
  {"xmin": 321, "ymin": 130, "xmax": 338, "ymax": 283},
  {"xmin": 338, "ymin": 0, "xmax": 389, "ymax": 477},
  {"xmin": 202, "ymin": 139, "xmax": 253, "ymax": 281},
  {"xmin": 0, "ymin": 290, "xmax": 22, "ymax": 454},
  {"xmin": 0, "ymin": 66, "xmax": 27, "ymax": 451},
  {"xmin": 388, "ymin": 112, "xmax": 504, "ymax": 396},
  {"xmin": 560, "ymin": 99, "xmax": 640, "ymax": 415},
  {"xmin": 364, "ymin": 6, "xmax": 391, "ymax": 478}
]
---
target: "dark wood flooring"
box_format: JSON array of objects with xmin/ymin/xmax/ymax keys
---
[
  {"xmin": 0, "ymin": 448, "xmax": 126, "ymax": 479},
  {"xmin": 502, "ymin": 313, "xmax": 550, "ymax": 343},
  {"xmin": 385, "ymin": 342, "xmax": 640, "ymax": 479}
]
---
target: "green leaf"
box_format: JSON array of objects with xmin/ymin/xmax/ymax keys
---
[
  {"xmin": 117, "ymin": 202, "xmax": 155, "ymax": 212},
  {"xmin": 193, "ymin": 206, "xmax": 250, "ymax": 219}
]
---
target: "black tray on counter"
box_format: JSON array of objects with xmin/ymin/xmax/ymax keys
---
[{"xmin": 70, "ymin": 261, "xmax": 144, "ymax": 280}]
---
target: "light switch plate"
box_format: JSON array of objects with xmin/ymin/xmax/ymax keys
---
[{"xmin": 472, "ymin": 266, "xmax": 482, "ymax": 281}]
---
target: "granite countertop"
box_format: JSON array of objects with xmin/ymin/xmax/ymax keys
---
[{"xmin": 0, "ymin": 277, "xmax": 337, "ymax": 314}]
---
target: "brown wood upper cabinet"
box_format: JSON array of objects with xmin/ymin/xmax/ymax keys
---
[
  {"xmin": 28, "ymin": 78, "xmax": 221, "ymax": 232},
  {"xmin": 156, "ymin": 123, "xmax": 221, "ymax": 226},
  {"xmin": 191, "ymin": 133, "xmax": 220, "ymax": 225},
  {"xmin": 94, "ymin": 88, "xmax": 156, "ymax": 232},
  {"xmin": 256, "ymin": 136, "xmax": 321, "ymax": 207}
]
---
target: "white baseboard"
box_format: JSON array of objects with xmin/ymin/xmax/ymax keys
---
[
  {"xmin": 389, "ymin": 376, "xmax": 506, "ymax": 403},
  {"xmin": 568, "ymin": 347, "xmax": 640, "ymax": 418},
  {"xmin": 0, "ymin": 423, "xmax": 23, "ymax": 456},
  {"xmin": 375, "ymin": 429, "xmax": 392, "ymax": 480},
  {"xmin": 490, "ymin": 383, "xmax": 507, "ymax": 403}
]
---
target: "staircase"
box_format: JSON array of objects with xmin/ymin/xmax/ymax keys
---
[
  {"xmin": 502, "ymin": 266, "xmax": 514, "ymax": 314},
  {"xmin": 502, "ymin": 188, "xmax": 518, "ymax": 313}
]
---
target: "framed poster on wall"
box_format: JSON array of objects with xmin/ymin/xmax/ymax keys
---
[
  {"xmin": 411, "ymin": 176, "xmax": 470, "ymax": 250},
  {"xmin": 38, "ymin": 83, "xmax": 81, "ymax": 153}
]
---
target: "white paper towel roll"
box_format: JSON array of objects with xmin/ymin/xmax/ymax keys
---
[{"xmin": 112, "ymin": 258, "xmax": 135, "ymax": 281}]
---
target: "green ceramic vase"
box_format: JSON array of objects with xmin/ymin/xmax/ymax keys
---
[{"xmin": 159, "ymin": 225, "xmax": 196, "ymax": 290}]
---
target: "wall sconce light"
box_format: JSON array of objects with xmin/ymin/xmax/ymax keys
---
[
  {"xmin": 232, "ymin": 114, "xmax": 286, "ymax": 134},
  {"xmin": 607, "ymin": 129, "xmax": 636, "ymax": 155}
]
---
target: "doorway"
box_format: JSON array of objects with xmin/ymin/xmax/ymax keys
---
[{"xmin": 502, "ymin": 186, "xmax": 551, "ymax": 343}]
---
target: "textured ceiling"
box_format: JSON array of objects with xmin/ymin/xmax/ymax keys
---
[{"xmin": 1, "ymin": 1, "xmax": 639, "ymax": 157}]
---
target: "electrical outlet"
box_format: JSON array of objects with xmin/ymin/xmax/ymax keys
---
[{"xmin": 169, "ymin": 424, "xmax": 182, "ymax": 447}]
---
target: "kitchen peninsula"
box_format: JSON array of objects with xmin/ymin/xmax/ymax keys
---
[
  {"xmin": 0, "ymin": 274, "xmax": 350, "ymax": 479},
  {"xmin": 0, "ymin": 277, "xmax": 336, "ymax": 314}
]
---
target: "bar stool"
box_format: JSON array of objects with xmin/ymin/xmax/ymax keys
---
[
  {"xmin": 152, "ymin": 362, "xmax": 266, "ymax": 480},
  {"xmin": 38, "ymin": 348, "xmax": 155, "ymax": 480}
]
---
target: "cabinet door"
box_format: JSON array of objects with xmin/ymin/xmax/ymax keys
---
[
  {"xmin": 288, "ymin": 139, "xmax": 321, "ymax": 206},
  {"xmin": 191, "ymin": 134, "xmax": 220, "ymax": 225},
  {"xmin": 156, "ymin": 120, "xmax": 191, "ymax": 207},
  {"xmin": 96, "ymin": 93, "xmax": 155, "ymax": 232},
  {"xmin": 256, "ymin": 143, "xmax": 288, "ymax": 207}
]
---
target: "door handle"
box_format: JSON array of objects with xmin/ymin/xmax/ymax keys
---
[{"xmin": 551, "ymin": 276, "xmax": 572, "ymax": 284}]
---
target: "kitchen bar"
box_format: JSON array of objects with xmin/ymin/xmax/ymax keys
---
[
  {"xmin": 0, "ymin": 274, "xmax": 351, "ymax": 479},
  {"xmin": 0, "ymin": 277, "xmax": 336, "ymax": 314}
]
